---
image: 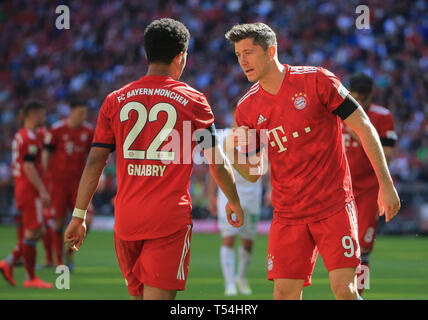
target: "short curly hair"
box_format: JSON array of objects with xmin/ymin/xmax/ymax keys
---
[
  {"xmin": 225, "ymin": 23, "xmax": 277, "ymax": 51},
  {"xmin": 22, "ymin": 100, "xmax": 45, "ymax": 116},
  {"xmin": 143, "ymin": 18, "xmax": 190, "ymax": 64}
]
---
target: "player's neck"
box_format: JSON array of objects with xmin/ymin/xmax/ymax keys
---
[
  {"xmin": 23, "ymin": 120, "xmax": 37, "ymax": 132},
  {"xmin": 67, "ymin": 118, "xmax": 80, "ymax": 129},
  {"xmin": 258, "ymin": 61, "xmax": 286, "ymax": 95},
  {"xmin": 146, "ymin": 64, "xmax": 176, "ymax": 79}
]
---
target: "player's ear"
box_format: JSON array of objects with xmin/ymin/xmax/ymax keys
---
[
  {"xmin": 173, "ymin": 51, "xmax": 185, "ymax": 66},
  {"xmin": 268, "ymin": 45, "xmax": 277, "ymax": 61},
  {"xmin": 180, "ymin": 51, "xmax": 187, "ymax": 67}
]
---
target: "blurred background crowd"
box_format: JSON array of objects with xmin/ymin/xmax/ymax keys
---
[{"xmin": 0, "ymin": 0, "xmax": 427, "ymax": 233}]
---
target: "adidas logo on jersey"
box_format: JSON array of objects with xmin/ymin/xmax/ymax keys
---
[{"xmin": 257, "ymin": 114, "xmax": 267, "ymax": 125}]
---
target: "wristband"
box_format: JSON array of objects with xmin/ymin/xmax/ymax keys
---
[{"xmin": 72, "ymin": 208, "xmax": 87, "ymax": 219}]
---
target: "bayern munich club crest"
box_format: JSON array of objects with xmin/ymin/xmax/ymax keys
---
[
  {"xmin": 267, "ymin": 254, "xmax": 274, "ymax": 271},
  {"xmin": 292, "ymin": 92, "xmax": 308, "ymax": 110}
]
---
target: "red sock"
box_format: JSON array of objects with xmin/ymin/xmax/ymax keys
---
[
  {"xmin": 5, "ymin": 243, "xmax": 21, "ymax": 266},
  {"xmin": 16, "ymin": 219, "xmax": 24, "ymax": 259},
  {"xmin": 23, "ymin": 240, "xmax": 37, "ymax": 280},
  {"xmin": 5, "ymin": 223, "xmax": 24, "ymax": 266},
  {"xmin": 17, "ymin": 224, "xmax": 24, "ymax": 246},
  {"xmin": 42, "ymin": 226, "xmax": 54, "ymax": 264},
  {"xmin": 53, "ymin": 229, "xmax": 64, "ymax": 265},
  {"xmin": 11, "ymin": 244, "xmax": 22, "ymax": 264}
]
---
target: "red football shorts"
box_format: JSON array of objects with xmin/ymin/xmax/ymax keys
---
[
  {"xmin": 267, "ymin": 201, "xmax": 361, "ymax": 286},
  {"xmin": 114, "ymin": 224, "xmax": 193, "ymax": 296},
  {"xmin": 48, "ymin": 178, "xmax": 79, "ymax": 218},
  {"xmin": 17, "ymin": 196, "xmax": 44, "ymax": 230},
  {"xmin": 355, "ymin": 186, "xmax": 379, "ymax": 251}
]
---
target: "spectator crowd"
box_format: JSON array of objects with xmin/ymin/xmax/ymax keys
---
[{"xmin": 0, "ymin": 0, "xmax": 427, "ymax": 228}]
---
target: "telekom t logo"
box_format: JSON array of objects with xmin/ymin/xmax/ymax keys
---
[
  {"xmin": 266, "ymin": 125, "xmax": 312, "ymax": 153},
  {"xmin": 266, "ymin": 126, "xmax": 287, "ymax": 153}
]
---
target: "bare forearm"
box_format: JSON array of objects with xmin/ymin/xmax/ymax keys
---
[
  {"xmin": 224, "ymin": 143, "xmax": 262, "ymax": 183},
  {"xmin": 74, "ymin": 148, "xmax": 109, "ymax": 210},
  {"xmin": 344, "ymin": 107, "xmax": 394, "ymax": 188},
  {"xmin": 207, "ymin": 172, "xmax": 217, "ymax": 198},
  {"xmin": 23, "ymin": 162, "xmax": 47, "ymax": 194},
  {"xmin": 209, "ymin": 161, "xmax": 240, "ymax": 204},
  {"xmin": 208, "ymin": 171, "xmax": 217, "ymax": 197},
  {"xmin": 356, "ymin": 122, "xmax": 393, "ymax": 186},
  {"xmin": 383, "ymin": 146, "xmax": 393, "ymax": 165},
  {"xmin": 74, "ymin": 168, "xmax": 102, "ymax": 210},
  {"xmin": 204, "ymin": 143, "xmax": 240, "ymax": 203},
  {"xmin": 207, "ymin": 172, "xmax": 218, "ymax": 215},
  {"xmin": 203, "ymin": 142, "xmax": 245, "ymax": 227}
]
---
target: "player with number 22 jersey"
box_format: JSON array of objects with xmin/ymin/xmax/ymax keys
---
[
  {"xmin": 93, "ymin": 75, "xmax": 214, "ymax": 240},
  {"xmin": 64, "ymin": 18, "xmax": 243, "ymax": 300}
]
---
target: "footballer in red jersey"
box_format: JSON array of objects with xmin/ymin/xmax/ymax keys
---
[
  {"xmin": 42, "ymin": 100, "xmax": 94, "ymax": 267},
  {"xmin": 342, "ymin": 73, "xmax": 397, "ymax": 295},
  {"xmin": 224, "ymin": 23, "xmax": 400, "ymax": 300},
  {"xmin": 64, "ymin": 18, "xmax": 244, "ymax": 300},
  {"xmin": 0, "ymin": 101, "xmax": 53, "ymax": 289}
]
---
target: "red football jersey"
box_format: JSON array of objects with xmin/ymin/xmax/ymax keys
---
[
  {"xmin": 11, "ymin": 127, "xmax": 44, "ymax": 205},
  {"xmin": 342, "ymin": 103, "xmax": 397, "ymax": 196},
  {"xmin": 236, "ymin": 65, "xmax": 354, "ymax": 225},
  {"xmin": 93, "ymin": 75, "xmax": 214, "ymax": 240},
  {"xmin": 44, "ymin": 120, "xmax": 93, "ymax": 180}
]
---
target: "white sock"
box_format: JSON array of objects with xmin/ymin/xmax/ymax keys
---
[
  {"xmin": 237, "ymin": 246, "xmax": 251, "ymax": 280},
  {"xmin": 220, "ymin": 245, "xmax": 235, "ymax": 288}
]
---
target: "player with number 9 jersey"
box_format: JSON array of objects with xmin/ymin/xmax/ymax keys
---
[{"xmin": 224, "ymin": 23, "xmax": 377, "ymax": 298}]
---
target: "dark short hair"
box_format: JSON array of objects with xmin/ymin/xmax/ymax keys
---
[
  {"xmin": 225, "ymin": 23, "xmax": 277, "ymax": 50},
  {"xmin": 349, "ymin": 72, "xmax": 373, "ymax": 95},
  {"xmin": 18, "ymin": 100, "xmax": 45, "ymax": 123},
  {"xmin": 22, "ymin": 100, "xmax": 45, "ymax": 116},
  {"xmin": 70, "ymin": 99, "xmax": 87, "ymax": 110},
  {"xmin": 143, "ymin": 18, "xmax": 190, "ymax": 64}
]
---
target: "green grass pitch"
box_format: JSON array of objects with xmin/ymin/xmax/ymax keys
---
[{"xmin": 0, "ymin": 225, "xmax": 427, "ymax": 300}]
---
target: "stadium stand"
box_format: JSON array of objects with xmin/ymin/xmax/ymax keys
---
[{"xmin": 0, "ymin": 0, "xmax": 427, "ymax": 233}]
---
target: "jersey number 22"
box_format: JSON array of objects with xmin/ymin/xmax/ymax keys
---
[{"xmin": 120, "ymin": 101, "xmax": 177, "ymax": 161}]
